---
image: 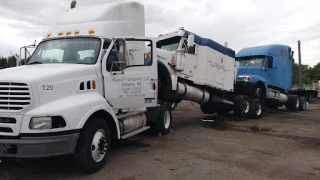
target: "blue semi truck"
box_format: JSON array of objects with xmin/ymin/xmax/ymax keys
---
[{"xmin": 228, "ymin": 44, "xmax": 317, "ymax": 118}]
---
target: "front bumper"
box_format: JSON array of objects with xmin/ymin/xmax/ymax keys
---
[
  {"xmin": 234, "ymin": 81, "xmax": 255, "ymax": 95},
  {"xmin": 0, "ymin": 132, "xmax": 79, "ymax": 158}
]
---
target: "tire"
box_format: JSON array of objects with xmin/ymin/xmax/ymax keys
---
[
  {"xmin": 286, "ymin": 95, "xmax": 300, "ymax": 111},
  {"xmin": 73, "ymin": 118, "xmax": 111, "ymax": 173},
  {"xmin": 151, "ymin": 104, "xmax": 173, "ymax": 136},
  {"xmin": 298, "ymin": 96, "xmax": 307, "ymax": 111},
  {"xmin": 200, "ymin": 102, "xmax": 215, "ymax": 114},
  {"xmin": 233, "ymin": 95, "xmax": 250, "ymax": 117},
  {"xmin": 248, "ymin": 98, "xmax": 263, "ymax": 119}
]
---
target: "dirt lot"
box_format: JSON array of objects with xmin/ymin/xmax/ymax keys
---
[{"xmin": 1, "ymin": 99, "xmax": 320, "ymax": 180}]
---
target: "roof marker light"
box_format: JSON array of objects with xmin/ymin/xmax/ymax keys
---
[
  {"xmin": 47, "ymin": 34, "xmax": 51, "ymax": 38},
  {"xmin": 89, "ymin": 30, "xmax": 95, "ymax": 35},
  {"xmin": 58, "ymin": 32, "xmax": 63, "ymax": 36},
  {"xmin": 75, "ymin": 31, "xmax": 80, "ymax": 35},
  {"xmin": 66, "ymin": 32, "xmax": 71, "ymax": 36}
]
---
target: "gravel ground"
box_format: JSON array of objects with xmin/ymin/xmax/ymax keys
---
[{"xmin": 1, "ymin": 99, "xmax": 320, "ymax": 180}]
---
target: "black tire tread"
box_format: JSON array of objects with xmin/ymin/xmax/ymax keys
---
[
  {"xmin": 248, "ymin": 98, "xmax": 263, "ymax": 119},
  {"xmin": 233, "ymin": 95, "xmax": 250, "ymax": 117},
  {"xmin": 73, "ymin": 118, "xmax": 110, "ymax": 173}
]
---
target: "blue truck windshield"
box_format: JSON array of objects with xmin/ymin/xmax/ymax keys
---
[{"xmin": 235, "ymin": 57, "xmax": 265, "ymax": 67}]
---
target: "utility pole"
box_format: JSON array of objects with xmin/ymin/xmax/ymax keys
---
[{"xmin": 298, "ymin": 40, "xmax": 303, "ymax": 89}]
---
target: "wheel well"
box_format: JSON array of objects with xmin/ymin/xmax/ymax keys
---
[
  {"xmin": 158, "ymin": 62, "xmax": 173, "ymax": 101},
  {"xmin": 158, "ymin": 62, "xmax": 172, "ymax": 89},
  {"xmin": 83, "ymin": 110, "xmax": 118, "ymax": 141},
  {"xmin": 256, "ymin": 81, "xmax": 266, "ymax": 97}
]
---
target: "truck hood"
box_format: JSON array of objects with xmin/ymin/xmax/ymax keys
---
[
  {"xmin": 0, "ymin": 64, "xmax": 97, "ymax": 81},
  {"xmin": 0, "ymin": 64, "xmax": 98, "ymax": 111},
  {"xmin": 236, "ymin": 67, "xmax": 262, "ymax": 77}
]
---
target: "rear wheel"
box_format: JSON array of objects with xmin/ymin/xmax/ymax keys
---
[
  {"xmin": 150, "ymin": 104, "xmax": 173, "ymax": 136},
  {"xmin": 200, "ymin": 102, "xmax": 215, "ymax": 114},
  {"xmin": 73, "ymin": 118, "xmax": 110, "ymax": 173},
  {"xmin": 298, "ymin": 96, "xmax": 307, "ymax": 111},
  {"xmin": 248, "ymin": 98, "xmax": 263, "ymax": 119},
  {"xmin": 286, "ymin": 95, "xmax": 300, "ymax": 111},
  {"xmin": 233, "ymin": 95, "xmax": 250, "ymax": 117}
]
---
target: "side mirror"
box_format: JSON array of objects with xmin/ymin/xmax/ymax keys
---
[
  {"xmin": 116, "ymin": 38, "xmax": 127, "ymax": 63},
  {"xmin": 187, "ymin": 34, "xmax": 194, "ymax": 48},
  {"xmin": 290, "ymin": 51, "xmax": 294, "ymax": 60}
]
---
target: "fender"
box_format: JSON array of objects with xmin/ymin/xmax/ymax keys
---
[
  {"xmin": 248, "ymin": 75, "xmax": 268, "ymax": 97},
  {"xmin": 22, "ymin": 92, "xmax": 120, "ymax": 138},
  {"xmin": 237, "ymin": 74, "xmax": 269, "ymax": 97},
  {"xmin": 158, "ymin": 60, "xmax": 178, "ymax": 90}
]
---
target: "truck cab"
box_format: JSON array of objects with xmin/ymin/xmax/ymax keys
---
[
  {"xmin": 235, "ymin": 44, "xmax": 293, "ymax": 95},
  {"xmin": 0, "ymin": 2, "xmax": 174, "ymax": 173},
  {"xmin": 235, "ymin": 44, "xmax": 307, "ymax": 112}
]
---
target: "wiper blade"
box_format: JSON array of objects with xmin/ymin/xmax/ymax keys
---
[{"xmin": 27, "ymin": 61, "xmax": 43, "ymax": 65}]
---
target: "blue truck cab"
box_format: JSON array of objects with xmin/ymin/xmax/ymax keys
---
[{"xmin": 235, "ymin": 44, "xmax": 294, "ymax": 97}]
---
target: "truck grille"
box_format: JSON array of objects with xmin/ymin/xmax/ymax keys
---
[{"xmin": 0, "ymin": 82, "xmax": 31, "ymax": 111}]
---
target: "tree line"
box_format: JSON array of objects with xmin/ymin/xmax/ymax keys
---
[
  {"xmin": 292, "ymin": 61, "xmax": 320, "ymax": 87},
  {"xmin": 0, "ymin": 55, "xmax": 27, "ymax": 69}
]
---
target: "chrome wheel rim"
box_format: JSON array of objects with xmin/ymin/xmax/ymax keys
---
[
  {"xmin": 296, "ymin": 99, "xmax": 300, "ymax": 108},
  {"xmin": 243, "ymin": 100, "xmax": 250, "ymax": 113},
  {"xmin": 91, "ymin": 129, "xmax": 107, "ymax": 162},
  {"xmin": 164, "ymin": 111, "xmax": 171, "ymax": 129},
  {"xmin": 256, "ymin": 103, "xmax": 262, "ymax": 115}
]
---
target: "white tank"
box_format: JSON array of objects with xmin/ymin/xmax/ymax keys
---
[{"xmin": 47, "ymin": 1, "xmax": 145, "ymax": 38}]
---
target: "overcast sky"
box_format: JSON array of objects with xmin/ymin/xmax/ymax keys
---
[{"xmin": 1, "ymin": 0, "xmax": 320, "ymax": 66}]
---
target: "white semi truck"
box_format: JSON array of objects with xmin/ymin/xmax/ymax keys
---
[{"xmin": 0, "ymin": 1, "xmax": 253, "ymax": 173}]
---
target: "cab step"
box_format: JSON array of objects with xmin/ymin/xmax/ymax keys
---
[{"xmin": 120, "ymin": 126, "xmax": 150, "ymax": 139}]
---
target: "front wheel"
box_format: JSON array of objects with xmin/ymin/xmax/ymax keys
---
[
  {"xmin": 73, "ymin": 118, "xmax": 111, "ymax": 173},
  {"xmin": 248, "ymin": 98, "xmax": 263, "ymax": 119}
]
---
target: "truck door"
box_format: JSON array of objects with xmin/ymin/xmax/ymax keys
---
[
  {"xmin": 262, "ymin": 56, "xmax": 273, "ymax": 84},
  {"xmin": 102, "ymin": 38, "xmax": 158, "ymax": 108}
]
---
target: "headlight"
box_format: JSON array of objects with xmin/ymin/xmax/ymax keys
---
[
  {"xmin": 29, "ymin": 117, "xmax": 52, "ymax": 130},
  {"xmin": 237, "ymin": 76, "xmax": 251, "ymax": 82}
]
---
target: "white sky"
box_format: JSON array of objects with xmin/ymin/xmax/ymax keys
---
[{"xmin": 0, "ymin": 0, "xmax": 320, "ymax": 66}]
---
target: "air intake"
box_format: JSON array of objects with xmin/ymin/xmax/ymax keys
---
[{"xmin": 0, "ymin": 82, "xmax": 31, "ymax": 111}]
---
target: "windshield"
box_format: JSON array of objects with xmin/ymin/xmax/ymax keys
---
[
  {"xmin": 235, "ymin": 56, "xmax": 265, "ymax": 67},
  {"xmin": 156, "ymin": 36, "xmax": 181, "ymax": 51},
  {"xmin": 28, "ymin": 37, "xmax": 101, "ymax": 64}
]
